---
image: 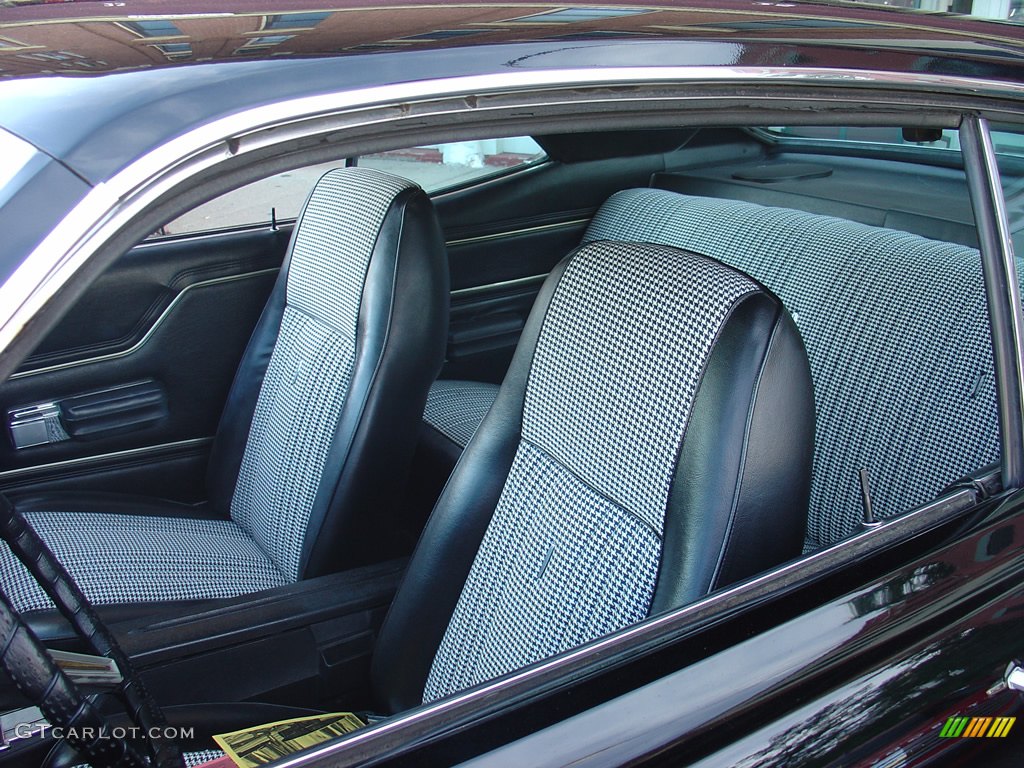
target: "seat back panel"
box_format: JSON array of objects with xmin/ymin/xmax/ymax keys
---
[
  {"xmin": 229, "ymin": 169, "xmax": 415, "ymax": 578},
  {"xmin": 231, "ymin": 306, "xmax": 355, "ymax": 578},
  {"xmin": 424, "ymin": 242, "xmax": 756, "ymax": 701}
]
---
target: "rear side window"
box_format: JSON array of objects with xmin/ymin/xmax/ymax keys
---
[
  {"xmin": 993, "ymin": 126, "xmax": 1024, "ymax": 280},
  {"xmin": 155, "ymin": 137, "xmax": 545, "ymax": 237}
]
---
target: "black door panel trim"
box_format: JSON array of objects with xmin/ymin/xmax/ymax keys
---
[
  {"xmin": 450, "ymin": 274, "xmax": 547, "ymax": 299},
  {"xmin": 445, "ymin": 217, "xmax": 590, "ymax": 246},
  {"xmin": 0, "ymin": 437, "xmax": 212, "ymax": 484},
  {"xmin": 9, "ymin": 268, "xmax": 278, "ymax": 380}
]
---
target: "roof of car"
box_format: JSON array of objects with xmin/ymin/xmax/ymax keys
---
[{"xmin": 1, "ymin": 0, "xmax": 1022, "ymax": 183}]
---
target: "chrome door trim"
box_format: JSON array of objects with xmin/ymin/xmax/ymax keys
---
[
  {"xmin": 0, "ymin": 437, "xmax": 212, "ymax": 482},
  {"xmin": 446, "ymin": 218, "xmax": 589, "ymax": 248}
]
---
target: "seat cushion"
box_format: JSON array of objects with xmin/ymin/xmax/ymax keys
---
[
  {"xmin": 422, "ymin": 380, "xmax": 500, "ymax": 448},
  {"xmin": 0, "ymin": 509, "xmax": 287, "ymax": 613}
]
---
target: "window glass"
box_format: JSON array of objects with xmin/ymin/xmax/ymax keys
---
[
  {"xmin": 156, "ymin": 137, "xmax": 545, "ymax": 237},
  {"xmin": 507, "ymin": 8, "xmax": 653, "ymax": 23},
  {"xmin": 264, "ymin": 13, "xmax": 332, "ymax": 30},
  {"xmin": 764, "ymin": 127, "xmax": 1024, "ymax": 158},
  {"xmin": 993, "ymin": 126, "xmax": 1024, "ymax": 267},
  {"xmin": 120, "ymin": 20, "xmax": 184, "ymax": 38},
  {"xmin": 761, "ymin": 126, "xmax": 963, "ymax": 151}
]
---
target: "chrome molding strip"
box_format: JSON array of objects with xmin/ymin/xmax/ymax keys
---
[
  {"xmin": 9, "ymin": 268, "xmax": 277, "ymax": 380},
  {"xmin": 273, "ymin": 480, "xmax": 991, "ymax": 768},
  {"xmin": 3, "ymin": 66, "xmax": 1024, "ymax": 360},
  {"xmin": 446, "ymin": 218, "xmax": 589, "ymax": 248},
  {"xmin": 961, "ymin": 117, "xmax": 1024, "ymax": 489},
  {"xmin": 0, "ymin": 437, "xmax": 212, "ymax": 482},
  {"xmin": 451, "ymin": 273, "xmax": 549, "ymax": 300}
]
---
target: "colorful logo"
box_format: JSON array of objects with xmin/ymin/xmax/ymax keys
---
[{"xmin": 939, "ymin": 716, "xmax": 1015, "ymax": 738}]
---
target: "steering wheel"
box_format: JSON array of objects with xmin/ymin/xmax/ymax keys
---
[{"xmin": 0, "ymin": 495, "xmax": 184, "ymax": 768}]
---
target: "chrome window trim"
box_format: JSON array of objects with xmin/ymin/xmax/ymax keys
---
[
  {"xmin": 3, "ymin": 66, "xmax": 1024, "ymax": 359},
  {"xmin": 450, "ymin": 273, "xmax": 549, "ymax": 300},
  {"xmin": 8, "ymin": 268, "xmax": 278, "ymax": 380},
  {"xmin": 961, "ymin": 116, "xmax": 1024, "ymax": 488}
]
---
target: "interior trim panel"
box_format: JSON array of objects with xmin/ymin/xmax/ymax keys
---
[{"xmin": 10, "ymin": 269, "xmax": 278, "ymax": 380}]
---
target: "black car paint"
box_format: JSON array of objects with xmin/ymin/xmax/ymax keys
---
[
  {"xmin": 366, "ymin": 491, "xmax": 1022, "ymax": 767},
  {"xmin": 0, "ymin": 3, "xmax": 1022, "ymax": 767}
]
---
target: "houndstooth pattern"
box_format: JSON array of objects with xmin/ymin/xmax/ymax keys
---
[
  {"xmin": 231, "ymin": 168, "xmax": 414, "ymax": 578},
  {"xmin": 524, "ymin": 241, "xmax": 756, "ymax": 534},
  {"xmin": 587, "ymin": 189, "xmax": 999, "ymax": 548},
  {"xmin": 0, "ymin": 512, "xmax": 287, "ymax": 613},
  {"xmin": 182, "ymin": 750, "xmax": 226, "ymax": 767},
  {"xmin": 231, "ymin": 306, "xmax": 354, "ymax": 578},
  {"xmin": 423, "ymin": 380, "xmax": 501, "ymax": 447},
  {"xmin": 72, "ymin": 748, "xmax": 225, "ymax": 768},
  {"xmin": 424, "ymin": 441, "xmax": 661, "ymax": 701},
  {"xmin": 286, "ymin": 168, "xmax": 413, "ymax": 334},
  {"xmin": 425, "ymin": 242, "xmax": 757, "ymax": 701}
]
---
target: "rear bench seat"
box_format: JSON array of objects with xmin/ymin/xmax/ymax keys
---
[{"xmin": 423, "ymin": 189, "xmax": 1000, "ymax": 550}]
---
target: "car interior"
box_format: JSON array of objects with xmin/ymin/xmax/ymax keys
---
[{"xmin": 0, "ymin": 123, "xmax": 1019, "ymax": 765}]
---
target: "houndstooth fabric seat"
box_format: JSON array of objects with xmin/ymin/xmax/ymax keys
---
[
  {"xmin": 370, "ymin": 239, "xmax": 814, "ymax": 710},
  {"xmin": 425, "ymin": 188, "xmax": 1001, "ymax": 551},
  {"xmin": 422, "ymin": 379, "xmax": 501, "ymax": 449},
  {"xmin": 585, "ymin": 189, "xmax": 999, "ymax": 550},
  {"xmin": 0, "ymin": 168, "xmax": 449, "ymax": 614}
]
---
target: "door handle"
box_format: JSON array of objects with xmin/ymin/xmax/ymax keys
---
[
  {"xmin": 1007, "ymin": 661, "xmax": 1024, "ymax": 693},
  {"xmin": 8, "ymin": 403, "xmax": 69, "ymax": 449},
  {"xmin": 59, "ymin": 380, "xmax": 168, "ymax": 440},
  {"xmin": 7, "ymin": 381, "xmax": 168, "ymax": 450}
]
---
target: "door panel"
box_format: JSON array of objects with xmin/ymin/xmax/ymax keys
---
[{"xmin": 0, "ymin": 227, "xmax": 290, "ymax": 493}]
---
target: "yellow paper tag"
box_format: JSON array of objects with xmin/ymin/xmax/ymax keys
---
[{"xmin": 213, "ymin": 712, "xmax": 366, "ymax": 768}]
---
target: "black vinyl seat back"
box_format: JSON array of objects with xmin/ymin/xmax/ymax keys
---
[{"xmin": 372, "ymin": 240, "xmax": 813, "ymax": 712}]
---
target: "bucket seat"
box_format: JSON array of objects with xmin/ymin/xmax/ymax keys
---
[{"xmin": 0, "ymin": 168, "xmax": 449, "ymax": 615}]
